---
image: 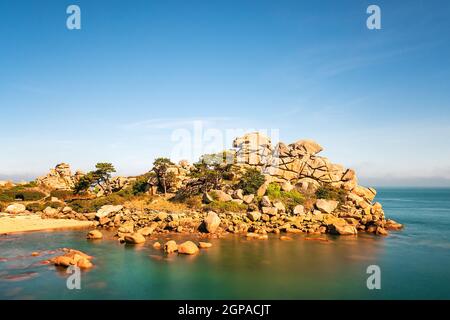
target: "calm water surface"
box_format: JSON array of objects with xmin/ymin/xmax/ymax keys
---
[{"xmin": 0, "ymin": 188, "xmax": 449, "ymax": 299}]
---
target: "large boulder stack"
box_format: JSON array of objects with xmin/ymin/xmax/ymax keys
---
[
  {"xmin": 233, "ymin": 132, "xmax": 273, "ymax": 167},
  {"xmin": 227, "ymin": 132, "xmax": 394, "ymax": 235},
  {"xmin": 36, "ymin": 163, "xmax": 83, "ymax": 190},
  {"xmin": 231, "ymin": 132, "xmax": 357, "ymax": 192}
]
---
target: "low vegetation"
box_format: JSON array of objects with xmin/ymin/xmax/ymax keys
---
[
  {"xmin": 315, "ymin": 184, "xmax": 346, "ymax": 203},
  {"xmin": 50, "ymin": 190, "xmax": 77, "ymax": 201},
  {"xmin": 237, "ymin": 168, "xmax": 265, "ymax": 195},
  {"xmin": 26, "ymin": 201, "xmax": 65, "ymax": 212},
  {"xmin": 131, "ymin": 172, "xmax": 155, "ymax": 195},
  {"xmin": 68, "ymin": 191, "xmax": 133, "ymax": 213},
  {"xmin": 204, "ymin": 200, "xmax": 248, "ymax": 213},
  {"xmin": 266, "ymin": 182, "xmax": 305, "ymax": 211},
  {"xmin": 0, "ymin": 186, "xmax": 46, "ymax": 202}
]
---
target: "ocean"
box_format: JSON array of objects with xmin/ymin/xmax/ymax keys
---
[{"xmin": 0, "ymin": 187, "xmax": 449, "ymax": 299}]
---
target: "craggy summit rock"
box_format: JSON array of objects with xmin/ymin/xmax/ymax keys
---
[{"xmin": 36, "ymin": 163, "xmax": 82, "ymax": 190}]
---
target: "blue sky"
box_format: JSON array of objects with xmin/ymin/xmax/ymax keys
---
[{"xmin": 1, "ymin": 0, "xmax": 450, "ymax": 186}]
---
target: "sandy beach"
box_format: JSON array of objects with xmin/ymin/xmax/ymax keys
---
[{"xmin": 0, "ymin": 214, "xmax": 93, "ymax": 234}]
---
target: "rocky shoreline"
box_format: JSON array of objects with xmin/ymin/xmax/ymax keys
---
[{"xmin": 0, "ymin": 132, "xmax": 403, "ymax": 248}]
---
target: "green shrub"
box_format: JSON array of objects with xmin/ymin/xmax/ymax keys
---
[
  {"xmin": 315, "ymin": 184, "xmax": 346, "ymax": 203},
  {"xmin": 26, "ymin": 201, "xmax": 64, "ymax": 212},
  {"xmin": 50, "ymin": 190, "xmax": 75, "ymax": 201},
  {"xmin": 0, "ymin": 187, "xmax": 46, "ymax": 202},
  {"xmin": 238, "ymin": 168, "xmax": 265, "ymax": 195},
  {"xmin": 26, "ymin": 202, "xmax": 44, "ymax": 212},
  {"xmin": 266, "ymin": 182, "xmax": 305, "ymax": 212},
  {"xmin": 174, "ymin": 195, "xmax": 203, "ymax": 210},
  {"xmin": 131, "ymin": 172, "xmax": 155, "ymax": 195},
  {"xmin": 204, "ymin": 200, "xmax": 247, "ymax": 213},
  {"xmin": 20, "ymin": 181, "xmax": 38, "ymax": 188},
  {"xmin": 68, "ymin": 193, "xmax": 132, "ymax": 213},
  {"xmin": 266, "ymin": 182, "xmax": 282, "ymax": 199},
  {"xmin": 45, "ymin": 201, "xmax": 65, "ymax": 209}
]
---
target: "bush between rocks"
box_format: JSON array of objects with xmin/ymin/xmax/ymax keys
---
[
  {"xmin": 237, "ymin": 168, "xmax": 266, "ymax": 195},
  {"xmin": 315, "ymin": 184, "xmax": 346, "ymax": 204},
  {"xmin": 204, "ymin": 200, "xmax": 248, "ymax": 213},
  {"xmin": 266, "ymin": 182, "xmax": 305, "ymax": 212}
]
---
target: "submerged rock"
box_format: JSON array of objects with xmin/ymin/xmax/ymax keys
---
[{"xmin": 153, "ymin": 242, "xmax": 161, "ymax": 249}]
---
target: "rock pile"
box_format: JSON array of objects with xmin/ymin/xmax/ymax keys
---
[
  {"xmin": 36, "ymin": 163, "xmax": 83, "ymax": 190},
  {"xmin": 47, "ymin": 248, "xmax": 93, "ymax": 269},
  {"xmin": 35, "ymin": 132, "xmax": 402, "ymax": 238}
]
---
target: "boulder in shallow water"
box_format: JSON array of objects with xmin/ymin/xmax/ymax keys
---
[
  {"xmin": 48, "ymin": 248, "xmax": 93, "ymax": 269},
  {"xmin": 376, "ymin": 227, "xmax": 388, "ymax": 236},
  {"xmin": 153, "ymin": 242, "xmax": 161, "ymax": 249},
  {"xmin": 178, "ymin": 241, "xmax": 199, "ymax": 255},
  {"xmin": 331, "ymin": 224, "xmax": 358, "ymax": 235},
  {"xmin": 124, "ymin": 233, "xmax": 146, "ymax": 244},
  {"xmin": 198, "ymin": 242, "xmax": 212, "ymax": 249},
  {"xmin": 87, "ymin": 230, "xmax": 103, "ymax": 240},
  {"xmin": 385, "ymin": 219, "xmax": 403, "ymax": 230},
  {"xmin": 164, "ymin": 240, "xmax": 178, "ymax": 253}
]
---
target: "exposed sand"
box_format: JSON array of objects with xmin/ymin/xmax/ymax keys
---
[{"xmin": 0, "ymin": 214, "xmax": 93, "ymax": 234}]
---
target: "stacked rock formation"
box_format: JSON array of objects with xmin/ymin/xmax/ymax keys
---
[
  {"xmin": 233, "ymin": 132, "xmax": 357, "ymax": 191},
  {"xmin": 36, "ymin": 163, "xmax": 84, "ymax": 190},
  {"xmin": 230, "ymin": 132, "xmax": 393, "ymax": 235}
]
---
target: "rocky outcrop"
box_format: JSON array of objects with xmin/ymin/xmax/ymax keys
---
[
  {"xmin": 231, "ymin": 132, "xmax": 357, "ymax": 191},
  {"xmin": 36, "ymin": 163, "xmax": 83, "ymax": 190},
  {"xmin": 33, "ymin": 132, "xmax": 401, "ymax": 238},
  {"xmin": 0, "ymin": 180, "xmax": 14, "ymax": 188}
]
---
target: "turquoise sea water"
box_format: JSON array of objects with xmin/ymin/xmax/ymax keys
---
[{"xmin": 0, "ymin": 187, "xmax": 449, "ymax": 299}]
